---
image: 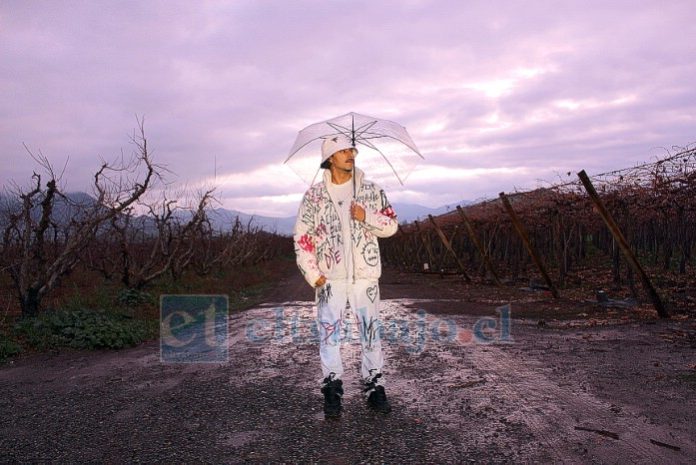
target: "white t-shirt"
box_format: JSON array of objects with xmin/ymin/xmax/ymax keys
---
[{"xmin": 327, "ymin": 178, "xmax": 354, "ymax": 280}]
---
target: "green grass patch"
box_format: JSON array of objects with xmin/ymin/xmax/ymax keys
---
[
  {"xmin": 14, "ymin": 308, "xmax": 157, "ymax": 350},
  {"xmin": 0, "ymin": 333, "xmax": 22, "ymax": 362},
  {"xmin": 116, "ymin": 288, "xmax": 155, "ymax": 307}
]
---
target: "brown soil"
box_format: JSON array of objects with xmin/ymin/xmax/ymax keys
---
[{"xmin": 1, "ymin": 264, "xmax": 695, "ymax": 463}]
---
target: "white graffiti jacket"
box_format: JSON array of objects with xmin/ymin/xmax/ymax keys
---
[{"xmin": 293, "ymin": 167, "xmax": 398, "ymax": 288}]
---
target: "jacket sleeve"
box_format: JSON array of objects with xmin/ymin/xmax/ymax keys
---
[
  {"xmin": 361, "ymin": 185, "xmax": 398, "ymax": 238},
  {"xmin": 293, "ymin": 193, "xmax": 323, "ymax": 288}
]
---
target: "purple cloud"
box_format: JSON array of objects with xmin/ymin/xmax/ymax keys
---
[{"xmin": 1, "ymin": 0, "xmax": 694, "ymax": 216}]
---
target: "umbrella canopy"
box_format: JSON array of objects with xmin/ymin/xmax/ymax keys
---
[{"xmin": 284, "ymin": 112, "xmax": 424, "ymax": 188}]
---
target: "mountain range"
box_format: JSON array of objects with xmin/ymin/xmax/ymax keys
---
[
  {"xmin": 206, "ymin": 201, "xmax": 471, "ymax": 236},
  {"xmin": 0, "ymin": 191, "xmax": 470, "ymax": 236}
]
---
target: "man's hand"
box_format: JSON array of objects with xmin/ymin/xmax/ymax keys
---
[
  {"xmin": 351, "ymin": 202, "xmax": 366, "ymax": 222},
  {"xmin": 315, "ymin": 275, "xmax": 327, "ymax": 287}
]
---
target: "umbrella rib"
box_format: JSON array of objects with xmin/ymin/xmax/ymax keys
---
[
  {"xmin": 285, "ymin": 113, "xmax": 425, "ymax": 187},
  {"xmin": 373, "ymin": 144, "xmax": 406, "ymax": 186},
  {"xmin": 353, "ymin": 120, "xmax": 378, "ymax": 137},
  {"xmin": 355, "ymin": 134, "xmax": 425, "ymax": 159},
  {"xmin": 283, "ymin": 131, "xmax": 344, "ymax": 163},
  {"xmin": 326, "ymin": 122, "xmax": 353, "ymax": 137},
  {"xmin": 309, "ymin": 167, "xmax": 320, "ymax": 186},
  {"xmin": 358, "ymin": 138, "xmax": 379, "ymax": 150},
  {"xmin": 328, "ymin": 120, "xmax": 379, "ymax": 146}
]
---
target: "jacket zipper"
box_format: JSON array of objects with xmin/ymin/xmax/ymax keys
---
[
  {"xmin": 351, "ymin": 166, "xmax": 357, "ymax": 285},
  {"xmin": 325, "ymin": 170, "xmax": 358, "ymax": 285}
]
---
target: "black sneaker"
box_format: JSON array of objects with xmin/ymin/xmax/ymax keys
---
[
  {"xmin": 321, "ymin": 373, "xmax": 343, "ymax": 419},
  {"xmin": 364, "ymin": 372, "xmax": 392, "ymax": 413}
]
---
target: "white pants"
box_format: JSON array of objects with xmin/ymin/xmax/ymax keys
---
[{"xmin": 316, "ymin": 279, "xmax": 385, "ymax": 383}]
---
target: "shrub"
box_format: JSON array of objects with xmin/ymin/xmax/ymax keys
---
[
  {"xmin": 0, "ymin": 334, "xmax": 21, "ymax": 362},
  {"xmin": 14, "ymin": 308, "xmax": 155, "ymax": 350},
  {"xmin": 116, "ymin": 288, "xmax": 155, "ymax": 307}
]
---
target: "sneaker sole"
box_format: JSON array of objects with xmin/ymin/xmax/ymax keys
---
[{"xmin": 368, "ymin": 404, "xmax": 392, "ymax": 413}]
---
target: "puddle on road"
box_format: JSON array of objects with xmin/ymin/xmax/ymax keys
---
[{"xmin": 221, "ymin": 298, "xmax": 696, "ymax": 463}]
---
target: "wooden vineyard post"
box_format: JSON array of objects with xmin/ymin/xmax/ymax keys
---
[
  {"xmin": 397, "ymin": 224, "xmax": 423, "ymax": 271},
  {"xmin": 456, "ymin": 206, "xmax": 502, "ymax": 286},
  {"xmin": 392, "ymin": 225, "xmax": 409, "ymax": 269},
  {"xmin": 414, "ymin": 220, "xmax": 437, "ymax": 273},
  {"xmin": 499, "ymin": 192, "xmax": 560, "ymax": 298},
  {"xmin": 428, "ymin": 215, "xmax": 472, "ymax": 282},
  {"xmin": 411, "ymin": 225, "xmax": 426, "ymax": 270},
  {"xmin": 577, "ymin": 170, "xmax": 669, "ymax": 318},
  {"xmin": 403, "ymin": 225, "xmax": 416, "ymax": 267}
]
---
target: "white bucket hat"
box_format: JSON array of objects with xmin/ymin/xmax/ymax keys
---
[{"xmin": 321, "ymin": 135, "xmax": 358, "ymax": 165}]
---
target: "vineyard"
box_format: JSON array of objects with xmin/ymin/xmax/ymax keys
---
[
  {"xmin": 2, "ymin": 136, "xmax": 696, "ymax": 462},
  {"xmin": 382, "ymin": 146, "xmax": 696, "ymax": 318},
  {"xmin": 3, "ymin": 129, "xmax": 694, "ymax": 321},
  {"xmin": 0, "ymin": 124, "xmax": 290, "ymax": 320}
]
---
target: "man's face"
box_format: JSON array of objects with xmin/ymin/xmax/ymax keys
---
[{"xmin": 330, "ymin": 148, "xmax": 356, "ymax": 172}]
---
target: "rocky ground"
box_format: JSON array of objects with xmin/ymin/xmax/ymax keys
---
[{"xmin": 1, "ymin": 268, "xmax": 695, "ymax": 464}]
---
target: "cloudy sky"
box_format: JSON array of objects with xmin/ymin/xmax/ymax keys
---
[{"xmin": 2, "ymin": 0, "xmax": 695, "ymax": 217}]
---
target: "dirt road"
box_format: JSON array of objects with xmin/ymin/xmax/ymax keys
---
[{"xmin": 1, "ymin": 269, "xmax": 695, "ymax": 464}]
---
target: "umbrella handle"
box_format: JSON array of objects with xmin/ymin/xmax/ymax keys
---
[
  {"xmin": 353, "ymin": 165, "xmax": 356, "ymax": 199},
  {"xmin": 351, "ymin": 163, "xmax": 356, "ymax": 284}
]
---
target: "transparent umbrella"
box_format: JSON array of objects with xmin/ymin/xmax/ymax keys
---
[{"xmin": 284, "ymin": 112, "xmax": 424, "ymax": 190}]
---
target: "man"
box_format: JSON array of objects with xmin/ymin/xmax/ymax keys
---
[{"xmin": 293, "ymin": 134, "xmax": 398, "ymax": 418}]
